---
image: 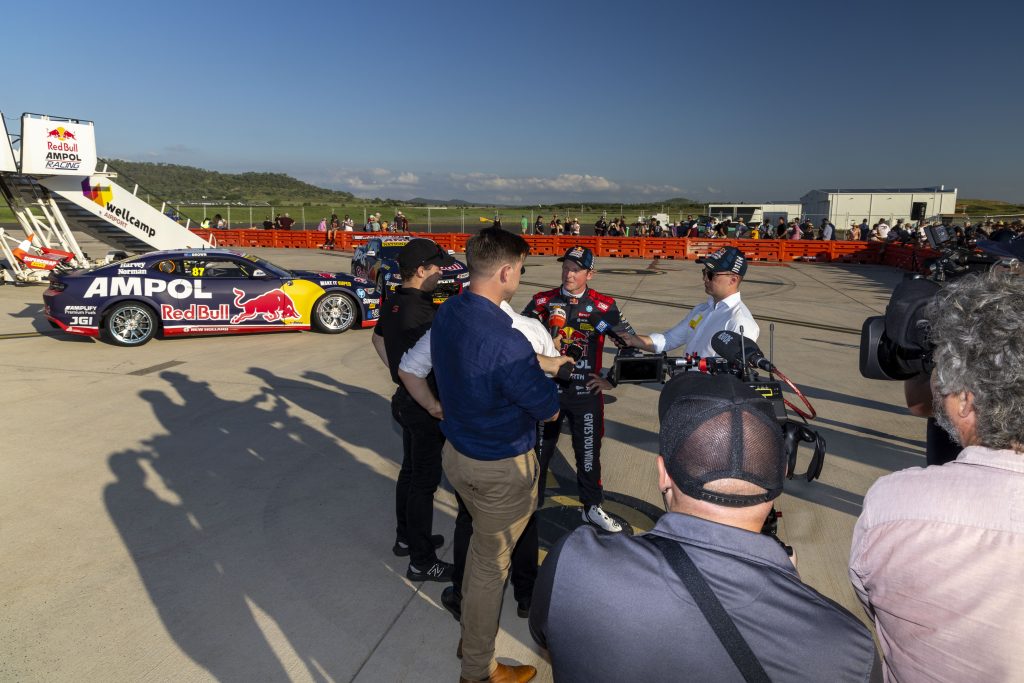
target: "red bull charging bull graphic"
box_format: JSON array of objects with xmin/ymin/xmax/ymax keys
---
[{"xmin": 230, "ymin": 288, "xmax": 300, "ymax": 324}]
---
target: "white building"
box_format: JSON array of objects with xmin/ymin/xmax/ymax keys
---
[
  {"xmin": 800, "ymin": 187, "xmax": 957, "ymax": 228},
  {"xmin": 705, "ymin": 202, "xmax": 803, "ymax": 225}
]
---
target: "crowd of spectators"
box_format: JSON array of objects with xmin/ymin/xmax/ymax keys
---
[{"xmin": 525, "ymin": 213, "xmax": 1024, "ymax": 244}]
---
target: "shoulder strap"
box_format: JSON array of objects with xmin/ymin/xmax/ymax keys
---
[{"xmin": 644, "ymin": 534, "xmax": 771, "ymax": 683}]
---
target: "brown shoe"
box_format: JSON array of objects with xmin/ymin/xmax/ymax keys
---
[{"xmin": 459, "ymin": 662, "xmax": 537, "ymax": 683}]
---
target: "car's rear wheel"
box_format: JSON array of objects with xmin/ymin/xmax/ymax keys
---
[
  {"xmin": 102, "ymin": 302, "xmax": 158, "ymax": 346},
  {"xmin": 313, "ymin": 292, "xmax": 357, "ymax": 333}
]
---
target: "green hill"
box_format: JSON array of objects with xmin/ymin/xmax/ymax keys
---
[
  {"xmin": 956, "ymin": 198, "xmax": 1024, "ymax": 216},
  {"xmin": 102, "ymin": 160, "xmax": 356, "ymax": 204}
]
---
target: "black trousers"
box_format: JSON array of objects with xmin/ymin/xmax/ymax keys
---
[
  {"xmin": 537, "ymin": 392, "xmax": 605, "ymax": 507},
  {"xmin": 391, "ymin": 388, "xmax": 445, "ymax": 567}
]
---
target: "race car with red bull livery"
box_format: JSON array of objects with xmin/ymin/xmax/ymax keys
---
[
  {"xmin": 351, "ymin": 236, "xmax": 469, "ymax": 305},
  {"xmin": 43, "ymin": 249, "xmax": 381, "ymax": 346}
]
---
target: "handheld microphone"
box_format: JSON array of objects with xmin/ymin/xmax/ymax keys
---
[
  {"xmin": 711, "ymin": 330, "xmax": 774, "ymax": 372},
  {"xmin": 596, "ymin": 318, "xmax": 634, "ymax": 349},
  {"xmin": 548, "ymin": 304, "xmax": 567, "ymax": 337}
]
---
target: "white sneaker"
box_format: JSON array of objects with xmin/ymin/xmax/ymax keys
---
[{"xmin": 583, "ymin": 505, "xmax": 623, "ymax": 533}]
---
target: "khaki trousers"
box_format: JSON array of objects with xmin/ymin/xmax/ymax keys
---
[{"xmin": 442, "ymin": 441, "xmax": 538, "ymax": 680}]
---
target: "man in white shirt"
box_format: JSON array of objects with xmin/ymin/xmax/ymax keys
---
[{"xmin": 619, "ymin": 247, "xmax": 760, "ymax": 358}]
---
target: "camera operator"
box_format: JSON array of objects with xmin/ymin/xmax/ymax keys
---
[
  {"xmin": 850, "ymin": 270, "xmax": 1024, "ymax": 681},
  {"xmin": 522, "ymin": 246, "xmax": 625, "ymax": 533},
  {"xmin": 370, "ymin": 239, "xmax": 457, "ymax": 582},
  {"xmin": 530, "ymin": 373, "xmax": 877, "ymax": 682},
  {"xmin": 618, "ymin": 247, "xmax": 760, "ymax": 358},
  {"xmin": 903, "ymin": 236, "xmax": 1024, "ymax": 465}
]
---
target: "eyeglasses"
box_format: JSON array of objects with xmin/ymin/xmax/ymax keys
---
[
  {"xmin": 702, "ymin": 270, "xmax": 728, "ymax": 279},
  {"xmin": 521, "ymin": 266, "xmax": 526, "ymax": 275}
]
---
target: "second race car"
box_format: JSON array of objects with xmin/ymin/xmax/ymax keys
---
[
  {"xmin": 351, "ymin": 236, "xmax": 469, "ymax": 304},
  {"xmin": 43, "ymin": 248, "xmax": 381, "ymax": 346}
]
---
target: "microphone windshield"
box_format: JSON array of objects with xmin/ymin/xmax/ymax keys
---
[{"xmin": 711, "ymin": 330, "xmax": 762, "ymax": 361}]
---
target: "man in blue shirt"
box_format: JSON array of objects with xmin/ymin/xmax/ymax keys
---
[{"xmin": 432, "ymin": 228, "xmax": 560, "ymax": 683}]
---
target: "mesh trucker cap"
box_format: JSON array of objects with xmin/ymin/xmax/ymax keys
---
[
  {"xmin": 703, "ymin": 246, "xmax": 748, "ymax": 277},
  {"xmin": 657, "ymin": 373, "xmax": 785, "ymax": 507}
]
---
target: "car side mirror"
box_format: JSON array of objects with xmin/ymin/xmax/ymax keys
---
[
  {"xmin": 252, "ymin": 269, "xmax": 270, "ymax": 279},
  {"xmin": 366, "ymin": 250, "xmax": 376, "ymax": 257}
]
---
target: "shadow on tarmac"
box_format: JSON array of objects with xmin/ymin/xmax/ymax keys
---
[{"xmin": 103, "ymin": 369, "xmax": 445, "ymax": 682}]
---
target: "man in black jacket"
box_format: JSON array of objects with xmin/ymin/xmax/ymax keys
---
[{"xmin": 371, "ymin": 238, "xmax": 456, "ymax": 581}]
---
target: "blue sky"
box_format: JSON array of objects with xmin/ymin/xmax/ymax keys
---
[{"xmin": 3, "ymin": 0, "xmax": 1022, "ymax": 204}]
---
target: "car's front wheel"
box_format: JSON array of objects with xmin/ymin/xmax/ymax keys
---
[
  {"xmin": 312, "ymin": 292, "xmax": 357, "ymax": 333},
  {"xmin": 102, "ymin": 301, "xmax": 158, "ymax": 346}
]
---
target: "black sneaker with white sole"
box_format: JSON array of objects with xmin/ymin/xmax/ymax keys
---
[
  {"xmin": 406, "ymin": 560, "xmax": 454, "ymax": 582},
  {"xmin": 392, "ymin": 534, "xmax": 445, "ymax": 557}
]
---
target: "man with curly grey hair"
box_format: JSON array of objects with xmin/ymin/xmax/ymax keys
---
[{"xmin": 849, "ymin": 271, "xmax": 1024, "ymax": 682}]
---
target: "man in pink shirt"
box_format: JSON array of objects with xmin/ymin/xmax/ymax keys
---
[{"xmin": 850, "ymin": 271, "xmax": 1024, "ymax": 681}]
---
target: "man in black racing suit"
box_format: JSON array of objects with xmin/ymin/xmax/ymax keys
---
[{"xmin": 522, "ymin": 245, "xmax": 624, "ymax": 533}]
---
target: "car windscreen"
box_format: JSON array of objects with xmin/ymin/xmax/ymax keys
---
[
  {"xmin": 242, "ymin": 254, "xmax": 293, "ymax": 279},
  {"xmin": 379, "ymin": 243, "xmax": 407, "ymax": 259}
]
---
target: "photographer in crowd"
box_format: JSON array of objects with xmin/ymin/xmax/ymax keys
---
[
  {"xmin": 370, "ymin": 239, "xmax": 456, "ymax": 582},
  {"xmin": 531, "ymin": 373, "xmax": 877, "ymax": 682},
  {"xmin": 850, "ymin": 271, "xmax": 1024, "ymax": 681},
  {"xmin": 522, "ymin": 246, "xmax": 625, "ymax": 533},
  {"xmin": 618, "ymin": 247, "xmax": 759, "ymax": 358},
  {"xmin": 430, "ymin": 227, "xmax": 561, "ymax": 683}
]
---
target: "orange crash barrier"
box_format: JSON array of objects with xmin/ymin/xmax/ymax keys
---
[{"xmin": 177, "ymin": 232, "xmax": 928, "ymax": 273}]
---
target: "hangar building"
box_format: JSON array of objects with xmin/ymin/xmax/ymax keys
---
[
  {"xmin": 705, "ymin": 202, "xmax": 803, "ymax": 225},
  {"xmin": 800, "ymin": 186, "xmax": 957, "ymax": 228}
]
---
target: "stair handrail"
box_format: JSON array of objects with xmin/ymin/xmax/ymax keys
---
[{"xmin": 95, "ymin": 157, "xmax": 202, "ymax": 229}]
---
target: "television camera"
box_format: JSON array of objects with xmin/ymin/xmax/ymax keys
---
[
  {"xmin": 859, "ymin": 225, "xmax": 1007, "ymax": 381},
  {"xmin": 608, "ymin": 326, "xmax": 826, "ymax": 486}
]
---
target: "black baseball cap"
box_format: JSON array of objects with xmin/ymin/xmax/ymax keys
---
[
  {"xmin": 703, "ymin": 247, "xmax": 748, "ymax": 277},
  {"xmin": 558, "ymin": 246, "xmax": 595, "ymax": 270},
  {"xmin": 397, "ymin": 238, "xmax": 456, "ymax": 271},
  {"xmin": 658, "ymin": 373, "xmax": 785, "ymax": 507}
]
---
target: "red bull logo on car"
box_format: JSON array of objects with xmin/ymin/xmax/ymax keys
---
[
  {"xmin": 161, "ymin": 304, "xmax": 231, "ymax": 321},
  {"xmin": 230, "ymin": 288, "xmax": 300, "ymax": 324}
]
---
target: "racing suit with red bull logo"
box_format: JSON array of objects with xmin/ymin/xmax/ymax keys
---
[{"xmin": 522, "ymin": 286, "xmax": 621, "ymax": 507}]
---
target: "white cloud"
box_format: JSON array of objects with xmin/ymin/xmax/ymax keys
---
[
  {"xmin": 314, "ymin": 166, "xmax": 692, "ymax": 202},
  {"xmin": 705, "ymin": 186, "xmax": 720, "ymax": 194},
  {"xmin": 324, "ymin": 168, "xmax": 421, "ymax": 193},
  {"xmin": 631, "ymin": 183, "xmax": 685, "ymax": 196},
  {"xmin": 449, "ymin": 172, "xmax": 620, "ymax": 194}
]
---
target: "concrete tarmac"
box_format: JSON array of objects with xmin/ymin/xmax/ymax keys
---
[{"xmin": 0, "ymin": 247, "xmax": 917, "ymax": 681}]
